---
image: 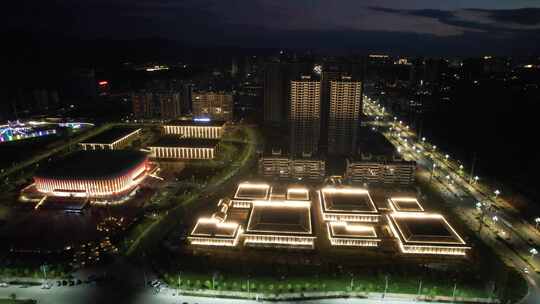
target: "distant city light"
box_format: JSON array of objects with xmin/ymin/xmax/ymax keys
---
[{"xmin": 313, "ymin": 64, "xmax": 322, "ymax": 75}]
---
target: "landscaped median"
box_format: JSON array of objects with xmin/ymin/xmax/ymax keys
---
[{"xmin": 166, "ymin": 288, "xmax": 499, "ymax": 303}]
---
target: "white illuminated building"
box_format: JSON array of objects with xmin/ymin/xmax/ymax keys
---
[
  {"xmin": 162, "ymin": 119, "xmax": 225, "ymax": 139},
  {"xmin": 319, "ymin": 187, "xmax": 380, "ymax": 222},
  {"xmin": 387, "ymin": 212, "xmax": 470, "ymax": 256},
  {"xmin": 189, "ymin": 183, "xmax": 315, "ymax": 249},
  {"xmin": 80, "ymin": 127, "xmax": 141, "ymax": 150}
]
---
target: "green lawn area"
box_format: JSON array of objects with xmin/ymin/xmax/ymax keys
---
[
  {"xmin": 0, "ymin": 299, "xmax": 37, "ymax": 303},
  {"xmin": 161, "ymin": 270, "xmax": 489, "ymax": 298}
]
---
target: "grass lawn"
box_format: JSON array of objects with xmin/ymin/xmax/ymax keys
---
[
  {"xmin": 0, "ymin": 299, "xmax": 37, "ymax": 304},
  {"xmin": 162, "ymin": 270, "xmax": 489, "ymax": 298}
]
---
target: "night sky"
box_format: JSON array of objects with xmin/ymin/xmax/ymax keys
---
[{"xmin": 4, "ymin": 0, "xmax": 540, "ymax": 55}]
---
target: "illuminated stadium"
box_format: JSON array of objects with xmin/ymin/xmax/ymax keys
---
[
  {"xmin": 32, "ymin": 150, "xmax": 149, "ymax": 199},
  {"xmin": 387, "ymin": 212, "xmax": 470, "ymax": 256}
]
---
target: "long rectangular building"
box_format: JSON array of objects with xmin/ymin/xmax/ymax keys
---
[
  {"xmin": 148, "ymin": 137, "xmax": 219, "ymax": 160},
  {"xmin": 80, "ymin": 127, "xmax": 141, "ymax": 150},
  {"xmin": 345, "ymin": 160, "xmax": 416, "ymax": 185},
  {"xmin": 162, "ymin": 119, "xmax": 225, "ymax": 139},
  {"xmin": 258, "ymin": 154, "xmax": 326, "ymax": 181}
]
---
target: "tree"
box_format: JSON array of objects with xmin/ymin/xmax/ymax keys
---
[{"xmin": 10, "ymin": 293, "xmax": 17, "ymax": 300}]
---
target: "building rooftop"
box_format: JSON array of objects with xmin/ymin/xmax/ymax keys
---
[
  {"xmin": 388, "ymin": 197, "xmax": 424, "ymax": 212},
  {"xmin": 234, "ymin": 183, "xmax": 270, "ymax": 200},
  {"xmin": 287, "ymin": 188, "xmax": 310, "ymax": 201},
  {"xmin": 320, "ymin": 187, "xmax": 378, "ymax": 213},
  {"xmin": 35, "ymin": 150, "xmax": 147, "ymax": 180},
  {"xmin": 149, "ymin": 137, "xmax": 220, "ymax": 148},
  {"xmin": 246, "ymin": 200, "xmax": 312, "ymax": 235},
  {"xmin": 388, "ymin": 213, "xmax": 466, "ymax": 245},
  {"xmin": 191, "ymin": 218, "xmax": 240, "ymax": 239},
  {"xmin": 327, "ymin": 222, "xmax": 378, "ymax": 239},
  {"xmin": 80, "ymin": 127, "xmax": 140, "ymax": 145},
  {"xmin": 165, "ymin": 119, "xmax": 225, "ymax": 127}
]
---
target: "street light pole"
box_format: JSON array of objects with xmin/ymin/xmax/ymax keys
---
[
  {"xmin": 417, "ymin": 280, "xmax": 422, "ymax": 298},
  {"xmin": 383, "ymin": 275, "xmax": 388, "ymax": 299},
  {"xmin": 535, "ymin": 217, "xmax": 540, "ymax": 230},
  {"xmin": 468, "ymin": 152, "xmax": 477, "ymax": 184}
]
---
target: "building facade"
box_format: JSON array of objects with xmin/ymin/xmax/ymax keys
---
[
  {"xmin": 132, "ymin": 92, "xmax": 154, "ymax": 118},
  {"xmin": 192, "ymin": 92, "xmax": 233, "ymax": 121},
  {"xmin": 162, "ymin": 120, "xmax": 224, "ymax": 139},
  {"xmin": 148, "ymin": 138, "xmax": 219, "ymax": 160},
  {"xmin": 258, "ymin": 154, "xmax": 326, "ymax": 181},
  {"xmin": 345, "ymin": 160, "xmax": 416, "ymax": 185},
  {"xmin": 328, "ymin": 76, "xmax": 362, "ymax": 155},
  {"xmin": 158, "ymin": 92, "xmax": 182, "ymax": 119},
  {"xmin": 289, "ymin": 76, "xmax": 321, "ymax": 156}
]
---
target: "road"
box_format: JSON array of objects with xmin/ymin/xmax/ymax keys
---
[
  {"xmin": 0, "ymin": 284, "xmax": 448, "ymax": 304},
  {"xmin": 364, "ymin": 97, "xmax": 540, "ymax": 304}
]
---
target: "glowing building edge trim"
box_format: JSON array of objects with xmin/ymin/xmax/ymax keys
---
[
  {"xmin": 318, "ymin": 189, "xmax": 379, "ymax": 215},
  {"xmin": 388, "ymin": 197, "xmax": 424, "ymax": 212},
  {"xmin": 386, "ymin": 215, "xmax": 470, "ymax": 255},
  {"xmin": 234, "ymin": 183, "xmax": 271, "ymax": 200},
  {"xmin": 388, "ymin": 213, "xmax": 467, "ymax": 245}
]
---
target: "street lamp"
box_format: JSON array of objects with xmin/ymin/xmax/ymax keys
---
[
  {"xmin": 474, "ymin": 176, "xmax": 479, "ymax": 184},
  {"xmin": 494, "ymin": 189, "xmax": 501, "ymax": 199},
  {"xmin": 476, "ymin": 202, "xmax": 483, "ymax": 210},
  {"xmin": 530, "ymin": 248, "xmax": 538, "ymax": 259},
  {"xmin": 535, "ymin": 217, "xmax": 540, "ymax": 230},
  {"xmin": 422, "ymin": 137, "xmax": 426, "ymax": 142},
  {"xmin": 492, "ymin": 215, "xmax": 498, "ymax": 223},
  {"xmin": 445, "ymin": 154, "xmax": 449, "ymax": 161}
]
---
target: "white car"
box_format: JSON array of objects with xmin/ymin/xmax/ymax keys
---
[{"xmin": 0, "ymin": 282, "xmax": 8, "ymax": 287}]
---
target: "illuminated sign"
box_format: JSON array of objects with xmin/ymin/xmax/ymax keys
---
[{"xmin": 193, "ymin": 118, "xmax": 211, "ymax": 122}]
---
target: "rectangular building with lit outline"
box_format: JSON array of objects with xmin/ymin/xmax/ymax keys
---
[
  {"xmin": 243, "ymin": 200, "xmax": 315, "ymax": 249},
  {"xmin": 386, "ymin": 212, "xmax": 470, "ymax": 256},
  {"xmin": 80, "ymin": 127, "xmax": 141, "ymax": 150},
  {"xmin": 148, "ymin": 137, "xmax": 219, "ymax": 160},
  {"xmin": 162, "ymin": 119, "xmax": 225, "ymax": 139},
  {"xmin": 319, "ymin": 187, "xmax": 380, "ymax": 222},
  {"xmin": 326, "ymin": 222, "xmax": 381, "ymax": 247}
]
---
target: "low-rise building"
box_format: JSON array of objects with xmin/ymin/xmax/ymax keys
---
[
  {"xmin": 386, "ymin": 212, "xmax": 470, "ymax": 256},
  {"xmin": 258, "ymin": 149, "xmax": 326, "ymax": 181},
  {"xmin": 345, "ymin": 127, "xmax": 416, "ymax": 185},
  {"xmin": 162, "ymin": 119, "xmax": 225, "ymax": 139},
  {"xmin": 80, "ymin": 127, "xmax": 141, "ymax": 150},
  {"xmin": 148, "ymin": 137, "xmax": 219, "ymax": 160}
]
